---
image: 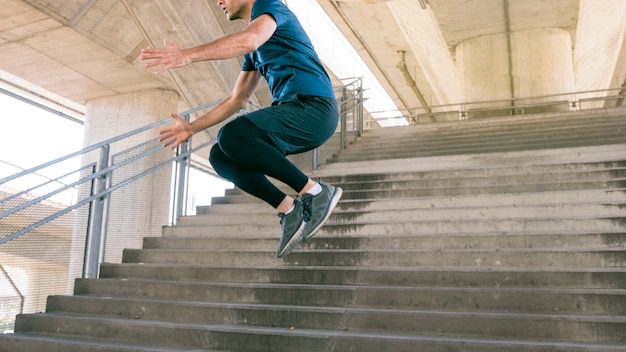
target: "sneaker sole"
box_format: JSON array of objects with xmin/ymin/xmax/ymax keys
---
[
  {"xmin": 277, "ymin": 221, "xmax": 306, "ymax": 258},
  {"xmin": 302, "ymin": 187, "xmax": 343, "ymax": 243}
]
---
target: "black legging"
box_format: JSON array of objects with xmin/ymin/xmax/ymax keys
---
[{"xmin": 209, "ymin": 95, "xmax": 338, "ymax": 208}]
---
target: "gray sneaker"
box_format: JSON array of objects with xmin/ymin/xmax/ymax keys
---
[
  {"xmin": 301, "ymin": 183, "xmax": 343, "ymax": 243},
  {"xmin": 276, "ymin": 199, "xmax": 306, "ymax": 258}
]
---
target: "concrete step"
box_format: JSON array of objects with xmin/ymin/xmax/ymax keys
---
[
  {"xmin": 99, "ymin": 264, "xmax": 626, "ymax": 289},
  {"xmin": 312, "ymin": 144, "xmax": 626, "ymax": 178},
  {"xmin": 330, "ymin": 119, "xmax": 626, "ymax": 161},
  {"xmin": 145, "ymin": 233, "xmax": 626, "ymax": 252},
  {"xmin": 348, "ymin": 120, "xmax": 626, "ymax": 148},
  {"xmin": 330, "ymin": 137, "xmax": 626, "ymax": 162},
  {"xmin": 239, "ymin": 166, "xmax": 626, "ymax": 191},
  {"xmin": 0, "ymin": 333, "xmax": 223, "ymax": 352},
  {"xmin": 337, "ymin": 129, "xmax": 626, "ymax": 154},
  {"xmin": 198, "ymin": 189, "xmax": 626, "ymax": 215},
  {"xmin": 349, "ymin": 111, "xmax": 626, "ymax": 145},
  {"xmin": 25, "ymin": 296, "xmax": 625, "ymax": 343},
  {"xmin": 219, "ymin": 161, "xmax": 626, "ymax": 191},
  {"xmin": 211, "ymin": 160, "xmax": 626, "ymax": 205},
  {"xmin": 162, "ymin": 218, "xmax": 626, "ymax": 238},
  {"xmin": 221, "ymin": 168, "xmax": 626, "ymax": 198},
  {"xmin": 180, "ymin": 203, "xmax": 626, "ymax": 227},
  {"xmin": 213, "ymin": 179, "xmax": 626, "ymax": 204},
  {"xmin": 13, "ymin": 313, "xmax": 626, "ymax": 352},
  {"xmin": 121, "ymin": 247, "xmax": 626, "ymax": 268},
  {"xmin": 69, "ymin": 280, "xmax": 626, "ymax": 316},
  {"xmin": 360, "ymin": 109, "xmax": 626, "ymax": 137}
]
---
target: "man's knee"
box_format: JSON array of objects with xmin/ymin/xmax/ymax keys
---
[
  {"xmin": 217, "ymin": 119, "xmax": 247, "ymax": 155},
  {"xmin": 209, "ymin": 144, "xmax": 228, "ymax": 176}
]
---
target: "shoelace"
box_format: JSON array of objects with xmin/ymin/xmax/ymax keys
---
[
  {"xmin": 302, "ymin": 198, "xmax": 312, "ymax": 222},
  {"xmin": 278, "ymin": 212, "xmax": 288, "ymax": 226}
]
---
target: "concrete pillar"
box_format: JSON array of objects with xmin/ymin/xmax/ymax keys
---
[
  {"xmin": 82, "ymin": 89, "xmax": 179, "ymax": 149},
  {"xmin": 456, "ymin": 28, "xmax": 575, "ymax": 112},
  {"xmin": 67, "ymin": 89, "xmax": 178, "ymax": 282}
]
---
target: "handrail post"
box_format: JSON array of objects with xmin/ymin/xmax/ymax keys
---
[
  {"xmin": 357, "ymin": 79, "xmax": 364, "ymax": 137},
  {"xmin": 83, "ymin": 144, "xmax": 110, "ymax": 279},
  {"xmin": 312, "ymin": 147, "xmax": 320, "ymax": 170},
  {"xmin": 173, "ymin": 114, "xmax": 191, "ymax": 224},
  {"xmin": 340, "ymin": 87, "xmax": 348, "ymax": 149}
]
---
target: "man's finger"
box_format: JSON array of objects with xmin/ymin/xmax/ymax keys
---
[
  {"xmin": 139, "ymin": 49, "xmax": 163, "ymax": 60},
  {"xmin": 170, "ymin": 112, "xmax": 185, "ymax": 121},
  {"xmin": 159, "ymin": 134, "xmax": 171, "ymax": 143},
  {"xmin": 143, "ymin": 61, "xmax": 160, "ymax": 69},
  {"xmin": 164, "ymin": 39, "xmax": 178, "ymax": 49}
]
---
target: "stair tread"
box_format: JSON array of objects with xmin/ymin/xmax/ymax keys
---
[
  {"xmin": 0, "ymin": 332, "xmax": 225, "ymax": 352},
  {"xmin": 73, "ymin": 281, "xmax": 626, "ymax": 296},
  {"xmin": 12, "ymin": 313, "xmax": 626, "ymax": 350}
]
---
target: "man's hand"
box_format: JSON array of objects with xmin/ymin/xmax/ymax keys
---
[
  {"xmin": 140, "ymin": 39, "xmax": 191, "ymax": 75},
  {"xmin": 159, "ymin": 113, "xmax": 194, "ymax": 149}
]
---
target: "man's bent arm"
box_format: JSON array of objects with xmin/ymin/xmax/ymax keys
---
[{"xmin": 189, "ymin": 70, "xmax": 262, "ymax": 134}]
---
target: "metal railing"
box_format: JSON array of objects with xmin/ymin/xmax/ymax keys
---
[
  {"xmin": 366, "ymin": 87, "xmax": 626, "ymax": 125},
  {"xmin": 0, "ymin": 99, "xmax": 230, "ymax": 333},
  {"xmin": 0, "ymin": 79, "xmax": 364, "ymax": 333},
  {"xmin": 312, "ymin": 78, "xmax": 366, "ymax": 169}
]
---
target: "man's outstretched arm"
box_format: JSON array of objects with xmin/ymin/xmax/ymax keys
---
[{"xmin": 140, "ymin": 14, "xmax": 276, "ymax": 75}]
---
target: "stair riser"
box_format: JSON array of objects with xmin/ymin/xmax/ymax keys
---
[
  {"xmin": 47, "ymin": 294, "xmax": 626, "ymax": 327},
  {"xmin": 223, "ymin": 170, "xmax": 626, "ymax": 195},
  {"xmin": 178, "ymin": 204, "xmax": 626, "ymax": 227},
  {"xmin": 352, "ymin": 121, "xmax": 626, "ymax": 140},
  {"xmin": 337, "ymin": 135, "xmax": 626, "ymax": 156},
  {"xmin": 73, "ymin": 280, "xmax": 626, "ymax": 314},
  {"xmin": 122, "ymin": 249, "xmax": 626, "ymax": 268},
  {"xmin": 0, "ymin": 336, "xmax": 170, "ymax": 352},
  {"xmin": 146, "ymin": 233, "xmax": 626, "ymax": 251},
  {"xmin": 163, "ymin": 218, "xmax": 626, "ymax": 237},
  {"xmin": 356, "ymin": 117, "xmax": 626, "ymax": 140},
  {"xmin": 193, "ymin": 330, "xmax": 626, "ymax": 352},
  {"xmin": 14, "ymin": 313, "xmax": 626, "ymax": 348},
  {"xmin": 99, "ymin": 264, "xmax": 626, "ymax": 289},
  {"xmin": 197, "ymin": 190, "xmax": 626, "ymax": 215},
  {"xmin": 334, "ymin": 147, "xmax": 625, "ymax": 161},
  {"xmin": 212, "ymin": 182, "xmax": 626, "ymax": 204},
  {"xmin": 5, "ymin": 330, "xmax": 624, "ymax": 352}
]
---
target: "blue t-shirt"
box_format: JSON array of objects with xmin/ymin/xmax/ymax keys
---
[{"xmin": 242, "ymin": 0, "xmax": 335, "ymax": 103}]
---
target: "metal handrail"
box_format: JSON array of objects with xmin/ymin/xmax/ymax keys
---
[
  {"xmin": 0, "ymin": 161, "xmax": 85, "ymax": 206},
  {"xmin": 0, "ymin": 99, "xmax": 222, "ymax": 186},
  {"xmin": 368, "ymin": 87, "xmax": 626, "ymax": 122},
  {"xmin": 0, "ymin": 98, "xmax": 229, "ymax": 282}
]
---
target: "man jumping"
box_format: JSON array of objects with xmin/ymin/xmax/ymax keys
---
[{"xmin": 140, "ymin": 0, "xmax": 343, "ymax": 258}]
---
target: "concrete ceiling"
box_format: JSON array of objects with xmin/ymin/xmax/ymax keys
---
[{"xmin": 1, "ymin": 0, "xmax": 625, "ymax": 125}]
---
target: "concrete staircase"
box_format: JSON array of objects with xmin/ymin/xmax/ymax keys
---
[
  {"xmin": 328, "ymin": 107, "xmax": 626, "ymax": 162},
  {"xmin": 1, "ymin": 108, "xmax": 626, "ymax": 351}
]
